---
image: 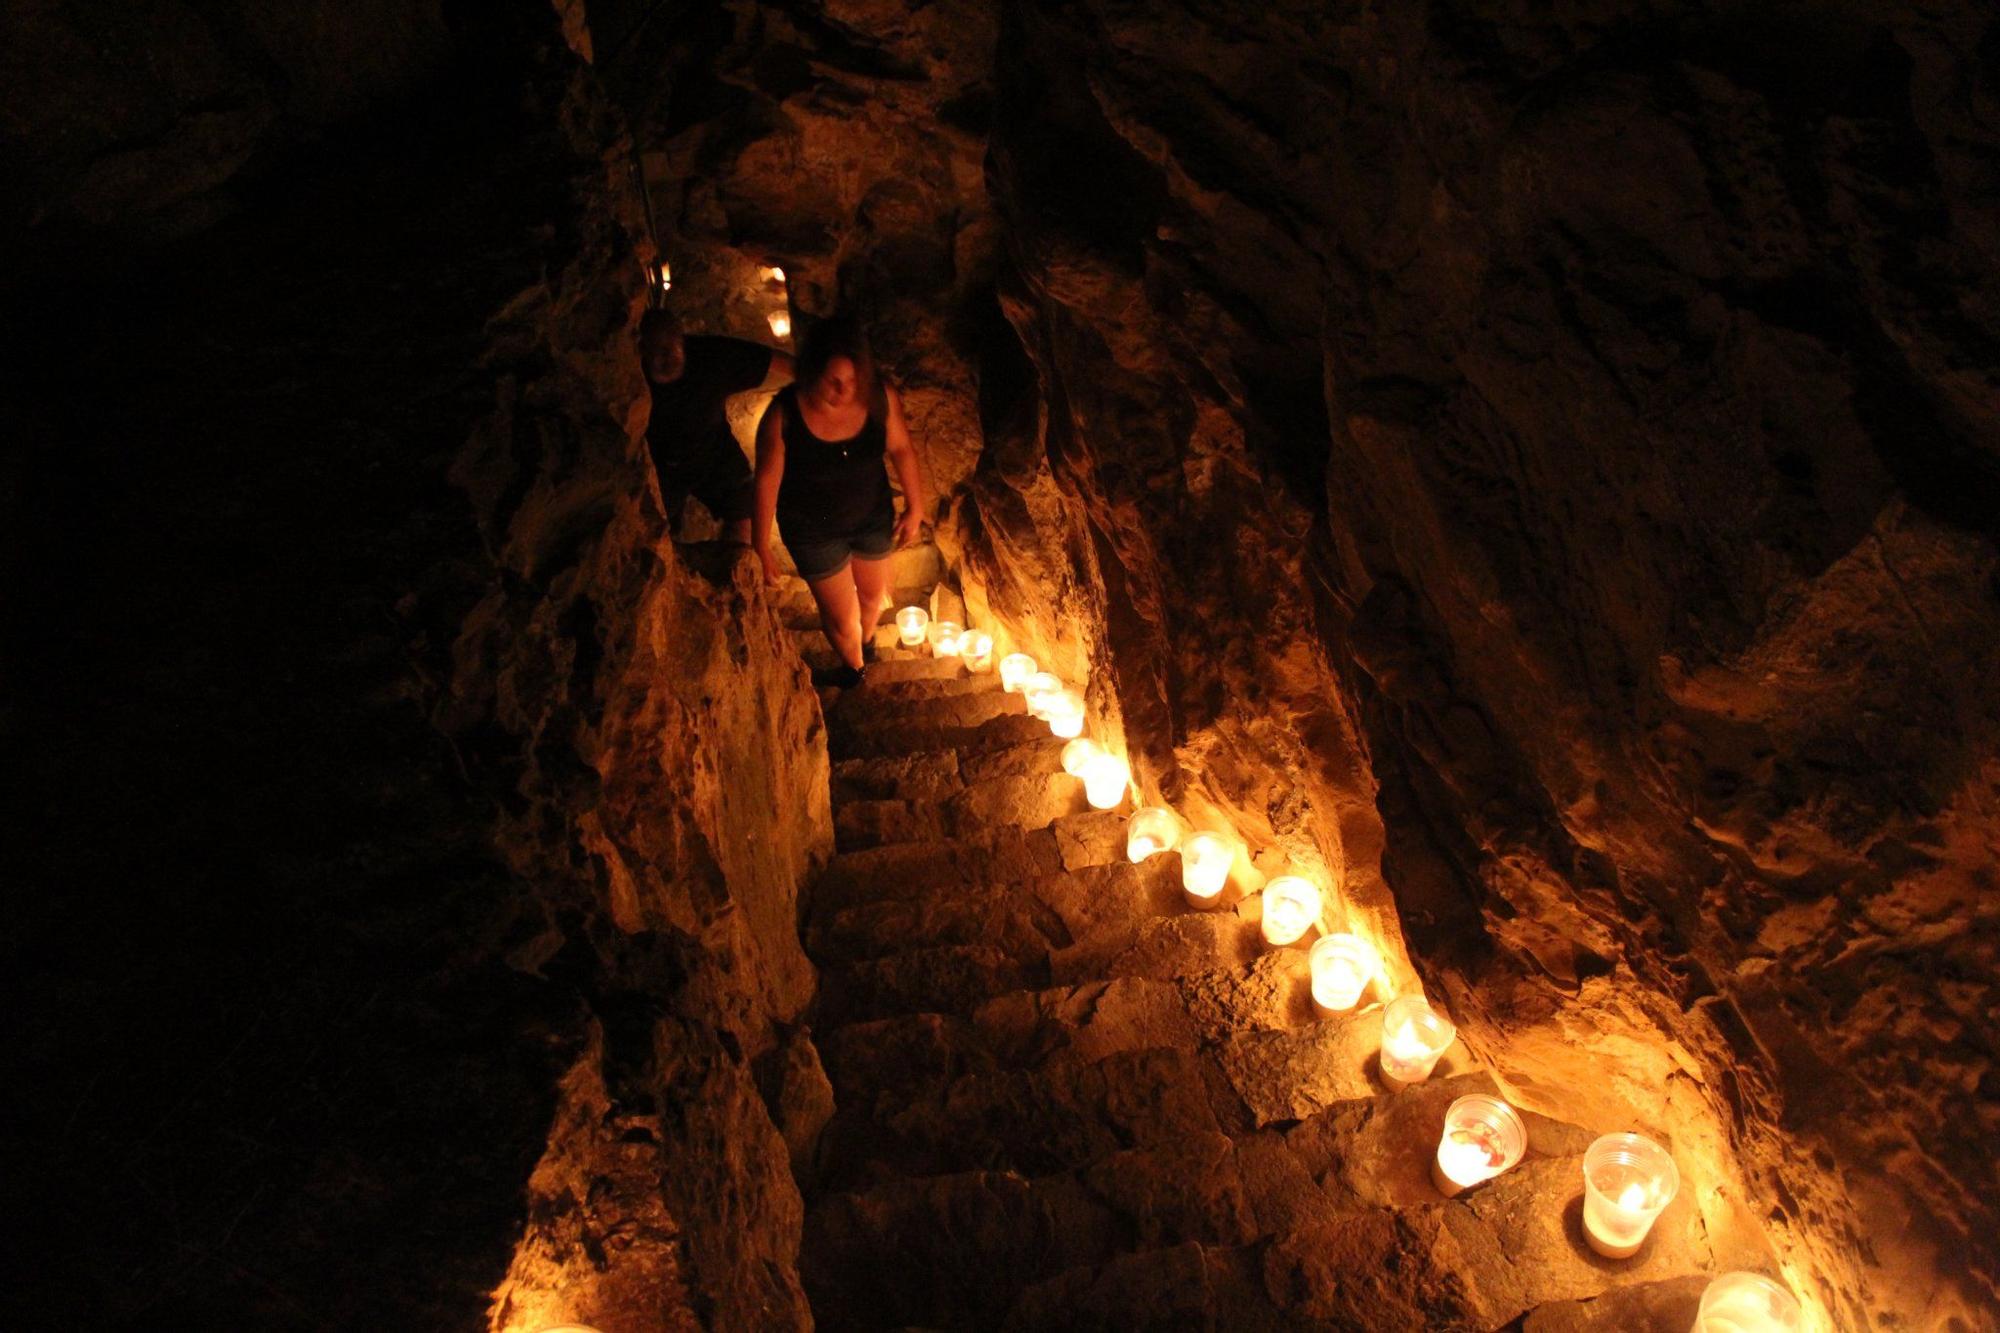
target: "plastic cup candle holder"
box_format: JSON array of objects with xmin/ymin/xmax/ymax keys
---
[
  {"xmin": 896, "ymin": 606, "xmax": 930, "ymax": 647},
  {"xmin": 656, "ymin": 260, "xmax": 672, "ymax": 292},
  {"xmin": 1432, "ymin": 1095, "xmax": 1526, "ymax": 1197},
  {"xmin": 961, "ymin": 631, "xmax": 994, "ymax": 672},
  {"xmin": 999, "ymin": 653, "xmax": 1037, "ymax": 693},
  {"xmin": 1080, "ymin": 752, "xmax": 1130, "ymax": 810},
  {"xmin": 1581, "ymin": 1133, "xmax": 1679, "ymax": 1258},
  {"xmin": 1693, "ymin": 1272, "xmax": 1803, "ymax": 1333},
  {"xmin": 1045, "ymin": 689, "xmax": 1086, "ymax": 738},
  {"xmin": 1379, "ymin": 994, "xmax": 1455, "ymax": 1086},
  {"xmin": 768, "ymin": 310, "xmax": 792, "ymax": 338},
  {"xmin": 1259, "ymin": 875, "xmax": 1322, "ymax": 947},
  {"xmin": 1126, "ymin": 807, "xmax": 1180, "ymax": 863},
  {"xmin": 1180, "ymin": 831, "xmax": 1233, "ymax": 907},
  {"xmin": 1061, "ymin": 737, "xmax": 1101, "ymax": 776},
  {"xmin": 1023, "ymin": 672, "xmax": 1065, "ymax": 719},
  {"xmin": 928, "ymin": 619, "xmax": 963, "ymax": 657},
  {"xmin": 1309, "ymin": 933, "xmax": 1380, "ymax": 1012}
]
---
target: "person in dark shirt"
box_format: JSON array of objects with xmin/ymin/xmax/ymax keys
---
[
  {"xmin": 641, "ymin": 308, "xmax": 793, "ymax": 543},
  {"xmin": 752, "ymin": 315, "xmax": 927, "ymax": 686}
]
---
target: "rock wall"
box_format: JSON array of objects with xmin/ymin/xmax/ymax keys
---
[
  {"xmin": 427, "ymin": 14, "xmax": 832, "ymax": 1331},
  {"xmin": 947, "ymin": 3, "xmax": 2000, "ymax": 1329},
  {"xmin": 0, "ymin": 0, "xmax": 453, "ymax": 273}
]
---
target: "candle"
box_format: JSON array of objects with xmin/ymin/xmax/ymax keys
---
[
  {"xmin": 1060, "ymin": 737, "xmax": 1101, "ymax": 776},
  {"xmin": 1022, "ymin": 672, "xmax": 1064, "ymax": 719},
  {"xmin": 1080, "ymin": 752, "xmax": 1130, "ymax": 810},
  {"xmin": 768, "ymin": 310, "xmax": 791, "ymax": 338},
  {"xmin": 762, "ymin": 264, "xmax": 786, "ymax": 284},
  {"xmin": 895, "ymin": 606, "xmax": 929, "ymax": 646},
  {"xmin": 1180, "ymin": 831, "xmax": 1233, "ymax": 906},
  {"xmin": 1308, "ymin": 933, "xmax": 1379, "ymax": 1012},
  {"xmin": 1045, "ymin": 690, "xmax": 1085, "ymax": 738},
  {"xmin": 1580, "ymin": 1133, "xmax": 1678, "ymax": 1258},
  {"xmin": 1126, "ymin": 807, "xmax": 1180, "ymax": 862},
  {"xmin": 1694, "ymin": 1272, "xmax": 1803, "ymax": 1332},
  {"xmin": 1378, "ymin": 994, "xmax": 1455, "ymax": 1086},
  {"xmin": 999, "ymin": 653, "xmax": 1037, "ymax": 693},
  {"xmin": 1259, "ymin": 875, "xmax": 1321, "ymax": 946},
  {"xmin": 961, "ymin": 631, "xmax": 994, "ymax": 672},
  {"xmin": 928, "ymin": 619, "xmax": 962, "ymax": 657},
  {"xmin": 657, "ymin": 260, "xmax": 672, "ymax": 291},
  {"xmin": 1432, "ymin": 1094, "xmax": 1526, "ymax": 1196}
]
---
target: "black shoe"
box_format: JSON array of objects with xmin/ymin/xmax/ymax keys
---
[
  {"xmin": 828, "ymin": 664, "xmax": 864, "ymax": 690},
  {"xmin": 862, "ymin": 641, "xmax": 878, "ymax": 666}
]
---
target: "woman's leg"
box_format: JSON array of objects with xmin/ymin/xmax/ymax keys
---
[
  {"xmin": 807, "ymin": 562, "xmax": 865, "ymax": 670},
  {"xmin": 850, "ymin": 552, "xmax": 893, "ymax": 655}
]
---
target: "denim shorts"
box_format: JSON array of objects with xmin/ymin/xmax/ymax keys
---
[{"xmin": 785, "ymin": 507, "xmax": 895, "ymax": 582}]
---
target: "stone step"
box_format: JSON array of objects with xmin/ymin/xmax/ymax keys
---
[
  {"xmin": 801, "ymin": 1135, "xmax": 1334, "ymax": 1331},
  {"xmin": 1000, "ymin": 1242, "xmax": 1286, "ymax": 1333},
  {"xmin": 827, "ymin": 686, "xmax": 1029, "ymax": 752},
  {"xmin": 828, "ymin": 707, "xmax": 1054, "ymax": 762},
  {"xmin": 832, "ymin": 771, "xmax": 1089, "ymax": 851},
  {"xmin": 808, "ymin": 879, "xmax": 1073, "ymax": 966},
  {"xmin": 801, "ymin": 1169, "xmax": 1118, "ymax": 1331},
  {"xmin": 806, "ymin": 1092, "xmax": 1698, "ymax": 1332},
  {"xmin": 814, "ymin": 942, "xmax": 1050, "ymax": 1027},
  {"xmin": 790, "ymin": 622, "xmax": 899, "ymax": 673},
  {"xmin": 774, "ymin": 581, "xmax": 935, "ymax": 632},
  {"xmin": 813, "ymin": 1041, "xmax": 1246, "ymax": 1189},
  {"xmin": 808, "ymin": 832, "xmax": 1065, "ymax": 918}
]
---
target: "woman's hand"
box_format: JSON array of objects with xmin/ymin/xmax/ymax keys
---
[
  {"xmin": 757, "ymin": 546, "xmax": 785, "ymax": 588},
  {"xmin": 893, "ymin": 507, "xmax": 924, "ymax": 549}
]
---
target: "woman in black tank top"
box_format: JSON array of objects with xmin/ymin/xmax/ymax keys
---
[{"xmin": 752, "ymin": 316, "xmax": 929, "ymax": 683}]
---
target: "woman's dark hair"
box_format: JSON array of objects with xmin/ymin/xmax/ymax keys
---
[
  {"xmin": 639, "ymin": 306, "xmax": 683, "ymax": 354},
  {"xmin": 796, "ymin": 314, "xmax": 886, "ymax": 417}
]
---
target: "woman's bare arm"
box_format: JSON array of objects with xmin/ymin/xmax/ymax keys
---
[
  {"xmin": 883, "ymin": 386, "xmax": 927, "ymax": 548},
  {"xmin": 752, "ymin": 404, "xmax": 787, "ymax": 585}
]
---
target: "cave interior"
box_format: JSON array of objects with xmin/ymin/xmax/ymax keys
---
[{"xmin": 6, "ymin": 1, "xmax": 1999, "ymax": 1331}]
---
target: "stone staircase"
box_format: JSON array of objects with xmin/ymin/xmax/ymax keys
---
[{"xmin": 788, "ymin": 625, "xmax": 1726, "ymax": 1331}]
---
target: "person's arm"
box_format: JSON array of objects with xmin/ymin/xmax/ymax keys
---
[
  {"xmin": 752, "ymin": 402, "xmax": 787, "ymax": 586},
  {"xmin": 883, "ymin": 385, "xmax": 927, "ymax": 548},
  {"xmin": 760, "ymin": 349, "xmax": 795, "ymax": 388}
]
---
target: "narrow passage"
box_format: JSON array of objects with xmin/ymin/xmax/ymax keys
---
[{"xmin": 771, "ymin": 579, "xmax": 1721, "ymax": 1330}]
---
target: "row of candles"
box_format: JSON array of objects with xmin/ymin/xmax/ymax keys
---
[{"xmin": 890, "ymin": 604, "xmax": 1806, "ymax": 1331}]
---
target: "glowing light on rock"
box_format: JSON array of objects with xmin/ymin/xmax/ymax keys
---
[
  {"xmin": 1023, "ymin": 672, "xmax": 1064, "ymax": 719},
  {"xmin": 1259, "ymin": 875, "xmax": 1321, "ymax": 946},
  {"xmin": 1580, "ymin": 1133, "xmax": 1678, "ymax": 1258},
  {"xmin": 768, "ymin": 310, "xmax": 791, "ymax": 338},
  {"xmin": 928, "ymin": 619, "xmax": 962, "ymax": 657},
  {"xmin": 1061, "ymin": 737, "xmax": 1100, "ymax": 776},
  {"xmin": 896, "ymin": 606, "xmax": 929, "ymax": 646},
  {"xmin": 961, "ymin": 631, "xmax": 994, "ymax": 672},
  {"xmin": 1179, "ymin": 831, "xmax": 1233, "ymax": 905},
  {"xmin": 1080, "ymin": 752, "xmax": 1130, "ymax": 810},
  {"xmin": 1308, "ymin": 933, "xmax": 1379, "ymax": 1012},
  {"xmin": 999, "ymin": 653, "xmax": 1037, "ymax": 693},
  {"xmin": 1378, "ymin": 994, "xmax": 1455, "ymax": 1086},
  {"xmin": 1042, "ymin": 689, "xmax": 1084, "ymax": 738},
  {"xmin": 1432, "ymin": 1094, "xmax": 1526, "ymax": 1197},
  {"xmin": 1694, "ymin": 1273, "xmax": 1804, "ymax": 1332},
  {"xmin": 1125, "ymin": 807, "xmax": 1180, "ymax": 862}
]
